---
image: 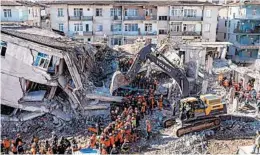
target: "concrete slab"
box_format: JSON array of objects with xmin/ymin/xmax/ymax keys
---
[{"xmin": 238, "ymin": 145, "xmax": 260, "ymax": 155}]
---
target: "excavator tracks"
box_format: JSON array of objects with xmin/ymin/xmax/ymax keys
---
[{"xmin": 176, "ymin": 117, "xmax": 221, "ymax": 137}]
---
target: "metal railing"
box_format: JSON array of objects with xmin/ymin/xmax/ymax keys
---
[
  {"xmin": 112, "ymin": 16, "xmax": 122, "ymax": 20},
  {"xmin": 234, "ymin": 28, "xmax": 260, "ymax": 33},
  {"xmin": 83, "ymin": 31, "xmax": 93, "ymax": 35},
  {"xmin": 182, "ymin": 31, "xmax": 202, "ymax": 36},
  {"xmin": 69, "ymin": 16, "xmax": 93, "ymax": 21},
  {"xmin": 124, "ymin": 15, "xmax": 157, "ymax": 20},
  {"xmin": 170, "ymin": 16, "xmax": 203, "ymax": 21}
]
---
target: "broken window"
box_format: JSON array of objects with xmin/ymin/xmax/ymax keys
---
[
  {"xmin": 47, "ymin": 56, "xmax": 60, "ymax": 74},
  {"xmin": 1, "ymin": 105, "xmax": 15, "ymax": 115},
  {"xmin": 33, "ymin": 52, "xmax": 52, "ymax": 70}
]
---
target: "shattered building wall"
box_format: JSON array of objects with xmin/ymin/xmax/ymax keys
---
[{"xmin": 1, "ymin": 27, "xmax": 119, "ymax": 121}]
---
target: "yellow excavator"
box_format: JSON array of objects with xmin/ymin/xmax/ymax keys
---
[{"xmin": 110, "ymin": 44, "xmax": 227, "ymax": 137}]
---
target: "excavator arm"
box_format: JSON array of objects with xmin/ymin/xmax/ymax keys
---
[{"xmin": 110, "ymin": 44, "xmax": 190, "ymax": 97}]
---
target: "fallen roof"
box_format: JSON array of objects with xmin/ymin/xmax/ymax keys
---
[{"xmin": 1, "ymin": 28, "xmax": 76, "ymax": 50}]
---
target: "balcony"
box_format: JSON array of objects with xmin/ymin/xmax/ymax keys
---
[
  {"xmin": 140, "ymin": 31, "xmax": 157, "ymax": 36},
  {"xmin": 83, "ymin": 31, "xmax": 93, "ymax": 36},
  {"xmin": 233, "ymin": 55, "xmax": 257, "ymax": 64},
  {"xmin": 81, "ymin": 16, "xmax": 93, "ymax": 21},
  {"xmin": 170, "ymin": 16, "xmax": 203, "ymax": 21},
  {"xmin": 234, "ymin": 28, "xmax": 260, "ymax": 34},
  {"xmin": 124, "ymin": 15, "xmax": 157, "ymax": 20},
  {"xmin": 182, "ymin": 31, "xmax": 202, "ymax": 36},
  {"xmin": 170, "ymin": 31, "xmax": 182, "ymax": 36},
  {"xmin": 112, "ymin": 16, "xmax": 122, "ymax": 20},
  {"xmin": 69, "ymin": 16, "xmax": 93, "ymax": 21},
  {"xmin": 112, "ymin": 31, "xmax": 122, "ymax": 35},
  {"xmin": 234, "ymin": 41, "xmax": 260, "ymax": 49}
]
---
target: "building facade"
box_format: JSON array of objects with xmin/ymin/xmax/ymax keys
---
[
  {"xmin": 218, "ymin": 0, "xmax": 260, "ymax": 64},
  {"xmin": 1, "ymin": 1, "xmax": 41, "ymax": 26},
  {"xmin": 46, "ymin": 1, "xmax": 220, "ymax": 46}
]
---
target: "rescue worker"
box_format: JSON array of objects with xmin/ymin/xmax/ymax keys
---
[
  {"xmin": 11, "ymin": 140, "xmax": 17, "ymax": 154},
  {"xmin": 251, "ymin": 130, "xmax": 260, "ymax": 154},
  {"xmin": 101, "ymin": 144, "xmax": 108, "ymax": 155},
  {"xmin": 109, "ymin": 133, "xmax": 115, "ymax": 148},
  {"xmin": 104, "ymin": 136, "xmax": 111, "ymax": 153},
  {"xmin": 3, "ymin": 137, "xmax": 10, "ymax": 154},
  {"xmin": 89, "ymin": 134, "xmax": 97, "ymax": 149},
  {"xmin": 158, "ymin": 95, "xmax": 163, "ymax": 111},
  {"xmin": 110, "ymin": 144, "xmax": 119, "ymax": 154},
  {"xmin": 15, "ymin": 134, "xmax": 23, "ymax": 147},
  {"xmin": 141, "ymin": 100, "xmax": 146, "ymax": 118},
  {"xmin": 121, "ymin": 139, "xmax": 130, "ymax": 154},
  {"xmin": 17, "ymin": 141, "xmax": 24, "ymax": 154},
  {"xmin": 218, "ymin": 73, "xmax": 223, "ymax": 86},
  {"xmin": 256, "ymin": 91, "xmax": 260, "ymax": 114},
  {"xmin": 146, "ymin": 120, "xmax": 152, "ymax": 140}
]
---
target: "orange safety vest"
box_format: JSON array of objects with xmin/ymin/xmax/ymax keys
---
[
  {"xmin": 109, "ymin": 136, "xmax": 115, "ymax": 146},
  {"xmin": 3, "ymin": 139, "xmax": 10, "ymax": 149},
  {"xmin": 146, "ymin": 123, "xmax": 151, "ymax": 132},
  {"xmin": 115, "ymin": 133, "xmax": 119, "ymax": 142},
  {"xmin": 104, "ymin": 139, "xmax": 111, "ymax": 148},
  {"xmin": 118, "ymin": 132, "xmax": 124, "ymax": 143}
]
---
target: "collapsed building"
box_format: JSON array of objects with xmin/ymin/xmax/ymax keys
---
[{"xmin": 0, "ymin": 26, "xmax": 122, "ymax": 121}]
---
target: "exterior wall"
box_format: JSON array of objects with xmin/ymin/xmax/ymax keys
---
[
  {"xmin": 68, "ymin": 5, "xmax": 94, "ymax": 16},
  {"xmin": 217, "ymin": 7, "xmax": 228, "ymax": 41},
  {"xmin": 50, "ymin": 4, "xmax": 69, "ymax": 34},
  {"xmin": 1, "ymin": 6, "xmax": 27, "ymax": 22},
  {"xmin": 28, "ymin": 6, "xmax": 41, "ymax": 26},
  {"xmin": 202, "ymin": 6, "xmax": 218, "ymax": 42}
]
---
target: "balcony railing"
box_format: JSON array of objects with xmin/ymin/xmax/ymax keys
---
[
  {"xmin": 124, "ymin": 15, "xmax": 157, "ymax": 20},
  {"xmin": 182, "ymin": 31, "xmax": 202, "ymax": 36},
  {"xmin": 170, "ymin": 31, "xmax": 182, "ymax": 36},
  {"xmin": 83, "ymin": 31, "xmax": 93, "ymax": 36},
  {"xmin": 112, "ymin": 16, "xmax": 122, "ymax": 20},
  {"xmin": 112, "ymin": 31, "xmax": 122, "ymax": 35},
  {"xmin": 233, "ymin": 55, "xmax": 257, "ymax": 63},
  {"xmin": 234, "ymin": 28, "xmax": 260, "ymax": 33},
  {"xmin": 123, "ymin": 31, "xmax": 157, "ymax": 36},
  {"xmin": 170, "ymin": 16, "xmax": 203, "ymax": 21},
  {"xmin": 69, "ymin": 16, "xmax": 93, "ymax": 21}
]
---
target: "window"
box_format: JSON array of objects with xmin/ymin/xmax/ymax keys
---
[
  {"xmin": 184, "ymin": 9, "xmax": 197, "ymax": 17},
  {"xmin": 159, "ymin": 16, "xmax": 167, "ymax": 20},
  {"xmin": 228, "ymin": 21, "xmax": 231, "ymax": 27},
  {"xmin": 1, "ymin": 46, "xmax": 7, "ymax": 57},
  {"xmin": 172, "ymin": 9, "xmax": 183, "ymax": 16},
  {"xmin": 3, "ymin": 9, "xmax": 12, "ymax": 17},
  {"xmin": 111, "ymin": 38, "xmax": 122, "ymax": 46},
  {"xmin": 96, "ymin": 8, "xmax": 102, "ymax": 16},
  {"xmin": 206, "ymin": 10, "xmax": 211, "ymax": 18},
  {"xmin": 172, "ymin": 24, "xmax": 182, "ymax": 32},
  {"xmin": 74, "ymin": 8, "xmax": 83, "ymax": 17},
  {"xmin": 224, "ymin": 33, "xmax": 226, "ymax": 39},
  {"xmin": 96, "ymin": 24, "xmax": 103, "ymax": 32},
  {"xmin": 33, "ymin": 52, "xmax": 52, "ymax": 70},
  {"xmin": 159, "ymin": 29, "xmax": 167, "ymax": 34},
  {"xmin": 225, "ymin": 21, "xmax": 227, "ymax": 27},
  {"xmin": 58, "ymin": 8, "xmax": 63, "ymax": 17},
  {"xmin": 74, "ymin": 23, "xmax": 83, "ymax": 31},
  {"xmin": 124, "ymin": 24, "xmax": 138, "ymax": 31},
  {"xmin": 59, "ymin": 23, "xmax": 64, "ymax": 31},
  {"xmin": 205, "ymin": 24, "xmax": 210, "ymax": 32},
  {"xmin": 183, "ymin": 24, "xmax": 195, "ymax": 32},
  {"xmin": 86, "ymin": 24, "xmax": 89, "ymax": 31},
  {"xmin": 111, "ymin": 24, "xmax": 122, "ymax": 32},
  {"xmin": 145, "ymin": 23, "xmax": 152, "ymax": 32},
  {"xmin": 125, "ymin": 9, "xmax": 137, "ymax": 17},
  {"xmin": 145, "ymin": 9, "xmax": 152, "ymax": 16},
  {"xmin": 110, "ymin": 8, "xmax": 122, "ymax": 16}
]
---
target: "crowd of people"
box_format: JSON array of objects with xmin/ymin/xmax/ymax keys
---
[
  {"xmin": 90, "ymin": 85, "xmax": 164, "ymax": 154},
  {"xmin": 1, "ymin": 82, "xmax": 164, "ymax": 155},
  {"xmin": 218, "ymin": 73, "xmax": 260, "ymax": 114}
]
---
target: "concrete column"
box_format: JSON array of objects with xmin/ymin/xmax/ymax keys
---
[
  {"xmin": 221, "ymin": 47, "xmax": 227, "ymax": 59},
  {"xmin": 48, "ymin": 86, "xmax": 57, "ymax": 100},
  {"xmin": 59, "ymin": 58, "xmax": 64, "ymax": 75}
]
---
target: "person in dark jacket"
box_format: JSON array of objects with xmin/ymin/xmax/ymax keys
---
[
  {"xmin": 110, "ymin": 144, "xmax": 119, "ymax": 154},
  {"xmin": 17, "ymin": 141, "xmax": 24, "ymax": 154}
]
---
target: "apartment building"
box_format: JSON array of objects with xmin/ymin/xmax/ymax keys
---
[
  {"xmin": 222, "ymin": 0, "xmax": 260, "ymax": 64},
  {"xmin": 1, "ymin": 1, "xmax": 41, "ymax": 26},
  {"xmin": 45, "ymin": 1, "xmax": 220, "ymax": 46}
]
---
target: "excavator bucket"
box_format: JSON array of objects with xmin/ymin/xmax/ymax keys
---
[{"xmin": 110, "ymin": 71, "xmax": 130, "ymax": 95}]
